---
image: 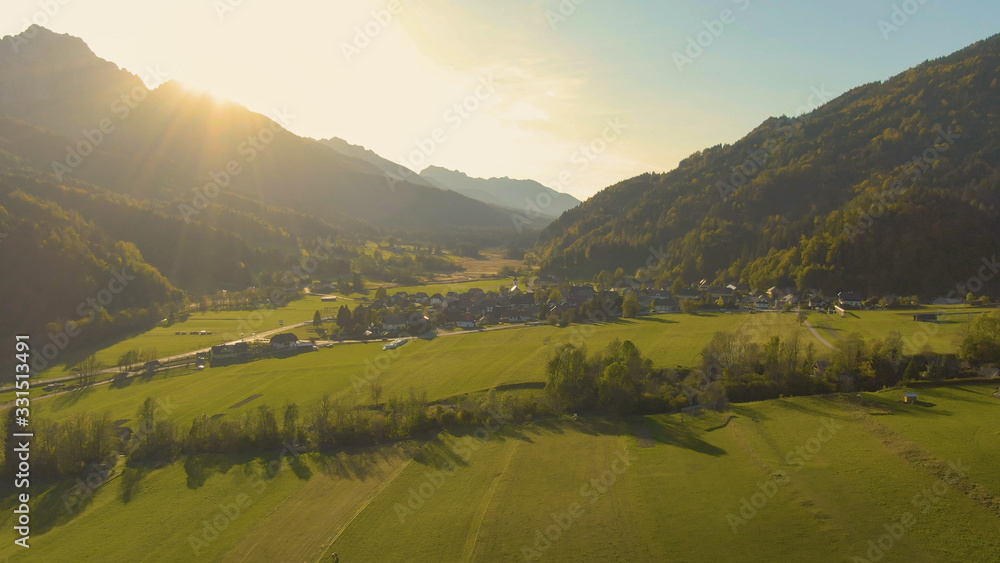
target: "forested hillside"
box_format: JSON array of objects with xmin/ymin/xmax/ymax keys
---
[{"xmin": 533, "ymin": 34, "xmax": 1000, "ymax": 297}]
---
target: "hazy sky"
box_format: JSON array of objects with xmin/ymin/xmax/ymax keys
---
[{"xmin": 2, "ymin": 0, "xmax": 998, "ymax": 199}]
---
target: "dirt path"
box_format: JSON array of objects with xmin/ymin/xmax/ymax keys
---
[
  {"xmin": 803, "ymin": 320, "xmax": 836, "ymax": 350},
  {"xmin": 462, "ymin": 440, "xmax": 521, "ymax": 562}
]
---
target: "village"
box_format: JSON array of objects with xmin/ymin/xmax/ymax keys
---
[{"xmin": 200, "ymin": 275, "xmax": 995, "ymax": 368}]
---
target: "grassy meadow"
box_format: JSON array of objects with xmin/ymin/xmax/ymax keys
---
[
  {"xmin": 4, "ymin": 306, "xmax": 997, "ymax": 562},
  {"xmin": 4, "ymin": 384, "xmax": 998, "ymax": 562}
]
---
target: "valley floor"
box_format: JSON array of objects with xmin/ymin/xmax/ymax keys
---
[{"xmin": 2, "ymin": 384, "xmax": 998, "ymax": 562}]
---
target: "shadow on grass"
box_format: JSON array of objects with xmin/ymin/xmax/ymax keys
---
[
  {"xmin": 184, "ymin": 454, "xmax": 238, "ymax": 489},
  {"xmin": 119, "ymin": 462, "xmax": 150, "ymax": 503},
  {"xmin": 49, "ymin": 386, "xmax": 97, "ymax": 410},
  {"xmin": 18, "ymin": 479, "xmax": 88, "ymax": 535},
  {"xmin": 315, "ymin": 442, "xmax": 414, "ymax": 481},
  {"xmin": 639, "ymin": 317, "xmax": 679, "ymax": 324},
  {"xmin": 644, "ymin": 416, "xmax": 727, "ymax": 456},
  {"xmin": 705, "ymin": 415, "xmax": 737, "ymax": 432}
]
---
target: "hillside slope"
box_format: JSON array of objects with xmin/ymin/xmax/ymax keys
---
[
  {"xmin": 534, "ymin": 34, "xmax": 1000, "ymax": 297},
  {"xmin": 0, "ymin": 26, "xmax": 517, "ymax": 232}
]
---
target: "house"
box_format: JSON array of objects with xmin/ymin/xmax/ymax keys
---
[
  {"xmin": 707, "ymin": 286, "xmax": 735, "ymax": 299},
  {"xmin": 812, "ymin": 360, "xmax": 831, "ymax": 378},
  {"xmin": 444, "ymin": 310, "xmax": 477, "ymax": 329},
  {"xmin": 270, "ymin": 333, "xmax": 299, "ymax": 351},
  {"xmin": 913, "ymin": 313, "xmax": 939, "ymax": 323},
  {"xmin": 653, "ymin": 297, "xmax": 679, "ymax": 313},
  {"xmin": 903, "ymin": 393, "xmax": 918, "ymax": 405},
  {"xmin": 382, "ymin": 314, "xmax": 408, "ymax": 332},
  {"xmin": 674, "ymin": 289, "xmax": 701, "ymax": 301},
  {"xmin": 838, "ymin": 291, "xmax": 865, "ymax": 309},
  {"xmin": 210, "ymin": 342, "xmax": 251, "ymax": 367}
]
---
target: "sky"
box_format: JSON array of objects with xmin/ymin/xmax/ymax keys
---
[{"xmin": 2, "ymin": 0, "xmax": 999, "ymax": 200}]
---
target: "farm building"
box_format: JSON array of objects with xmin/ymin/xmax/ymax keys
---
[
  {"xmin": 270, "ymin": 333, "xmax": 299, "ymax": 351},
  {"xmin": 913, "ymin": 313, "xmax": 939, "ymax": 322},
  {"xmin": 903, "ymin": 393, "xmax": 918, "ymax": 404},
  {"xmin": 838, "ymin": 291, "xmax": 865, "ymax": 309}
]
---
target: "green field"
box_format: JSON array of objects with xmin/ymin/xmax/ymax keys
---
[
  {"xmin": 5, "ymin": 384, "xmax": 998, "ymax": 562},
  {"xmin": 33, "ymin": 313, "xmax": 788, "ymax": 427},
  {"xmin": 6, "ymin": 309, "xmax": 999, "ymax": 562},
  {"xmin": 35, "ymin": 296, "xmax": 330, "ymax": 381},
  {"xmin": 809, "ymin": 306, "xmax": 980, "ymax": 355}
]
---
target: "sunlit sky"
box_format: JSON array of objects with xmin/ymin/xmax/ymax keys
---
[{"xmin": 3, "ymin": 0, "xmax": 999, "ymax": 199}]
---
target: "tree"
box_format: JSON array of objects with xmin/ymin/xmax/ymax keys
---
[
  {"xmin": 670, "ymin": 277, "xmax": 686, "ymax": 296},
  {"xmin": 337, "ymin": 305, "xmax": 353, "ymax": 332},
  {"xmin": 375, "ymin": 287, "xmax": 388, "ymax": 301},
  {"xmin": 680, "ymin": 299, "xmax": 699, "ymax": 315},
  {"xmin": 283, "ymin": 402, "xmax": 299, "ymax": 444},
  {"xmin": 966, "ymin": 291, "xmax": 976, "ymax": 302},
  {"xmin": 902, "ymin": 357, "xmax": 919, "ymax": 383},
  {"xmin": 337, "ymin": 278, "xmax": 351, "ymax": 294},
  {"xmin": 370, "ymin": 382, "xmax": 384, "ymax": 409},
  {"xmin": 76, "ymin": 354, "xmax": 101, "ymax": 388},
  {"xmin": 117, "ymin": 349, "xmax": 140, "ymax": 374},
  {"xmin": 959, "ymin": 310, "xmax": 1000, "ymax": 363},
  {"xmin": 352, "ymin": 272, "xmax": 365, "ymax": 293},
  {"xmin": 313, "ymin": 310, "xmax": 323, "ymax": 327},
  {"xmin": 622, "ymin": 293, "xmax": 640, "ymax": 318},
  {"xmin": 796, "ymin": 310, "xmax": 809, "ymax": 325}
]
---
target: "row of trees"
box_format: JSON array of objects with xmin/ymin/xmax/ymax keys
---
[{"xmin": 545, "ymin": 339, "xmax": 691, "ymax": 415}]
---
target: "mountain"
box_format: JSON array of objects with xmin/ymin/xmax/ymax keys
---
[
  {"xmin": 0, "ymin": 25, "xmax": 144, "ymax": 137},
  {"xmin": 420, "ymin": 165, "xmax": 582, "ymax": 218},
  {"xmin": 318, "ymin": 137, "xmax": 441, "ymax": 190},
  {"xmin": 0, "ymin": 26, "xmax": 519, "ymax": 233},
  {"xmin": 533, "ymin": 33, "xmax": 1000, "ymax": 298}
]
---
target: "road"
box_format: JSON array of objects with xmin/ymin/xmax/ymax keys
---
[{"xmin": 0, "ymin": 318, "xmax": 318, "ymax": 392}]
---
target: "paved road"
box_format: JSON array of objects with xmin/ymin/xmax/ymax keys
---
[{"xmin": 1, "ymin": 318, "xmax": 317, "ymax": 392}]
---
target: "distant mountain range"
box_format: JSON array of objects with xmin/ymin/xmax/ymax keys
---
[
  {"xmin": 318, "ymin": 138, "xmax": 580, "ymax": 218},
  {"xmin": 418, "ymin": 166, "xmax": 581, "ymax": 218},
  {"xmin": 534, "ymin": 33, "xmax": 1000, "ymax": 298},
  {"xmin": 0, "ymin": 25, "xmax": 530, "ymax": 233}
]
